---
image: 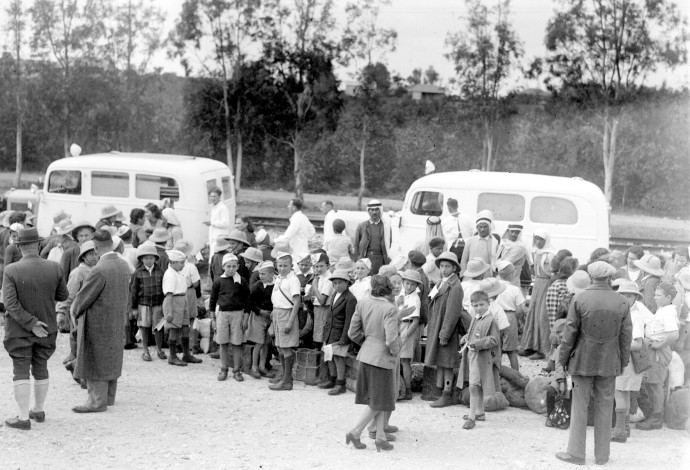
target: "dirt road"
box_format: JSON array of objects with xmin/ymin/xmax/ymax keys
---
[{"xmin": 0, "ymin": 331, "xmax": 687, "ymax": 469}]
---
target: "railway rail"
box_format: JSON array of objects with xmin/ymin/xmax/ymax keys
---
[{"xmin": 251, "ymin": 216, "xmax": 686, "ymax": 253}]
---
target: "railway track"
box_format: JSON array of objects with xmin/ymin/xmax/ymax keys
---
[{"xmin": 252, "ymin": 216, "xmax": 686, "ymax": 253}]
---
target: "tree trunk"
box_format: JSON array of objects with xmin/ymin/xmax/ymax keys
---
[
  {"xmin": 293, "ymin": 134, "xmax": 304, "ymax": 201},
  {"xmin": 222, "ymin": 82, "xmax": 234, "ymax": 173},
  {"xmin": 235, "ymin": 131, "xmax": 243, "ymax": 195},
  {"xmin": 601, "ymin": 109, "xmax": 620, "ymax": 205},
  {"xmin": 14, "ymin": 101, "xmax": 22, "ymax": 188},
  {"xmin": 357, "ymin": 121, "xmax": 368, "ymax": 211}
]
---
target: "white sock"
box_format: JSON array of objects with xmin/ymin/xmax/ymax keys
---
[
  {"xmin": 13, "ymin": 380, "xmax": 31, "ymax": 420},
  {"xmin": 33, "ymin": 379, "xmax": 50, "ymax": 412}
]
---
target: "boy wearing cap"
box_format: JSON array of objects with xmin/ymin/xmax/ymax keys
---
[
  {"xmin": 210, "ymin": 253, "xmax": 250, "ymax": 381},
  {"xmin": 56, "ymin": 241, "xmax": 99, "ymax": 375},
  {"xmin": 295, "ymin": 253, "xmax": 315, "ymax": 348},
  {"xmin": 60, "ymin": 221, "xmax": 96, "ymax": 281},
  {"xmin": 239, "ymin": 247, "xmax": 263, "ymax": 284},
  {"xmin": 310, "ymin": 253, "xmax": 333, "ymax": 351},
  {"xmin": 210, "ymin": 236, "xmax": 232, "ymax": 283},
  {"xmin": 268, "ymin": 253, "xmax": 302, "ymax": 391},
  {"xmin": 423, "ymin": 237, "xmax": 445, "ymax": 287},
  {"xmin": 224, "ymin": 229, "xmax": 251, "ymax": 279},
  {"xmin": 175, "ymin": 240, "xmax": 203, "ymax": 356},
  {"xmin": 163, "ymin": 250, "xmax": 200, "ymax": 367},
  {"xmin": 398, "ymin": 269, "xmax": 423, "ymax": 400},
  {"xmin": 130, "ymin": 245, "xmax": 166, "ymax": 362},
  {"xmin": 247, "ymin": 261, "xmax": 276, "ymax": 378}
]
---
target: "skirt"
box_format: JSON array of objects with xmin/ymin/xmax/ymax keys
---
[
  {"xmin": 399, "ymin": 322, "xmax": 420, "ymax": 359},
  {"xmin": 520, "ymin": 276, "xmax": 551, "ymax": 354},
  {"xmin": 272, "ymin": 307, "xmax": 299, "ymax": 348},
  {"xmin": 355, "ymin": 362, "xmax": 396, "ymax": 412},
  {"xmin": 313, "ymin": 305, "xmax": 330, "ymax": 343},
  {"xmin": 501, "ymin": 311, "xmax": 519, "ymax": 352}
]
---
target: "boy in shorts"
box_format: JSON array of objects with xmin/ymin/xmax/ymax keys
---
[{"xmin": 210, "ymin": 253, "xmax": 250, "ymax": 381}]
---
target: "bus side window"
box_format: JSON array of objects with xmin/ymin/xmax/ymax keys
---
[
  {"xmin": 48, "ymin": 170, "xmax": 82, "ymax": 195},
  {"xmin": 136, "ymin": 175, "xmax": 180, "ymax": 201},
  {"xmin": 530, "ymin": 197, "xmax": 578, "ymax": 224},
  {"xmin": 411, "ymin": 191, "xmax": 443, "ymax": 216},
  {"xmin": 477, "ymin": 193, "xmax": 525, "ymax": 221}
]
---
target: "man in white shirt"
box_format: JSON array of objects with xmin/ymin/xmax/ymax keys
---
[
  {"xmin": 203, "ymin": 187, "xmax": 230, "ymax": 262},
  {"xmin": 460, "ymin": 210, "xmax": 499, "ymax": 277},
  {"xmin": 275, "ymin": 199, "xmax": 315, "ymax": 256},
  {"xmin": 441, "ymin": 198, "xmax": 474, "ymax": 260},
  {"xmin": 321, "ymin": 200, "xmax": 337, "ymax": 244}
]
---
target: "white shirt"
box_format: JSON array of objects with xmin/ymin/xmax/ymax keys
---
[
  {"xmin": 350, "ymin": 277, "xmax": 371, "ymax": 301},
  {"xmin": 399, "ymin": 290, "xmax": 421, "ymax": 320},
  {"xmin": 495, "ymin": 283, "xmax": 526, "ymax": 312},
  {"xmin": 423, "ymin": 253, "xmax": 441, "ymax": 285},
  {"xmin": 311, "ymin": 275, "xmax": 334, "ymax": 306},
  {"xmin": 271, "ymin": 272, "xmax": 301, "ymax": 309},
  {"xmin": 163, "ymin": 267, "xmax": 188, "ymax": 295},
  {"xmin": 441, "ymin": 213, "xmax": 475, "ymax": 244},
  {"xmin": 323, "ymin": 209, "xmax": 337, "ymax": 244},
  {"xmin": 460, "ymin": 279, "xmax": 482, "ymax": 311},
  {"xmin": 646, "ymin": 304, "xmax": 679, "ymax": 342},
  {"xmin": 276, "ymin": 211, "xmax": 315, "ymax": 255},
  {"xmin": 208, "ymin": 202, "xmax": 230, "ymax": 254},
  {"xmin": 181, "ymin": 261, "xmax": 201, "ymax": 289}
]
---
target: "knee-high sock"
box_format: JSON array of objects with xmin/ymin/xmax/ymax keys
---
[
  {"xmin": 33, "ymin": 379, "xmax": 50, "ymax": 412},
  {"xmin": 14, "ymin": 380, "xmax": 31, "ymax": 420}
]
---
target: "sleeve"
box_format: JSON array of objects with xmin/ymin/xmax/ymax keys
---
[
  {"xmin": 662, "ymin": 309, "xmax": 680, "ymax": 332},
  {"xmin": 57, "ymin": 270, "xmax": 81, "ymax": 315},
  {"xmin": 242, "ymin": 280, "xmax": 251, "ymax": 313},
  {"xmin": 130, "ymin": 271, "xmax": 140, "ymax": 310},
  {"xmin": 60, "ymin": 247, "xmax": 73, "ymax": 281},
  {"xmin": 2, "ymin": 268, "xmax": 38, "ymax": 332},
  {"xmin": 442, "ymin": 217, "xmax": 459, "ymax": 242},
  {"xmin": 384, "ymin": 305, "xmax": 402, "ymax": 356},
  {"xmin": 474, "ymin": 319, "xmax": 500, "ymax": 350},
  {"xmin": 162, "ymin": 271, "xmax": 175, "ymax": 295},
  {"xmin": 211, "ymin": 204, "xmax": 230, "ymax": 230},
  {"xmin": 348, "ymin": 302, "xmax": 365, "ymax": 345},
  {"xmin": 54, "ymin": 265, "xmax": 68, "ymax": 302},
  {"xmin": 559, "ymin": 296, "xmax": 581, "ymax": 368},
  {"xmin": 494, "ymin": 307, "xmax": 510, "ymax": 330},
  {"xmin": 460, "ymin": 238, "xmax": 471, "ymax": 273},
  {"xmin": 619, "ymin": 305, "xmax": 633, "ymax": 369},
  {"xmin": 545, "ymin": 284, "xmax": 559, "ymax": 319},
  {"xmin": 209, "ymin": 279, "xmax": 220, "ymax": 314},
  {"xmin": 339, "ymin": 295, "xmax": 358, "ymax": 343},
  {"xmin": 71, "ymin": 271, "xmax": 106, "ymax": 319},
  {"xmin": 249, "ymin": 281, "xmax": 261, "ymax": 314},
  {"xmin": 439, "ymin": 284, "xmax": 464, "ymax": 342},
  {"xmin": 288, "ymin": 276, "xmax": 302, "ymax": 298},
  {"xmin": 353, "ymin": 224, "xmax": 363, "ymax": 258},
  {"xmin": 505, "ymin": 245, "xmax": 526, "ymax": 265},
  {"xmin": 281, "ymin": 217, "xmax": 299, "ymax": 242}
]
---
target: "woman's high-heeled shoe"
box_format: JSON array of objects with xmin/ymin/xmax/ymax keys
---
[
  {"xmin": 345, "ymin": 432, "xmax": 366, "ymax": 449},
  {"xmin": 374, "ymin": 439, "xmax": 394, "ymax": 452}
]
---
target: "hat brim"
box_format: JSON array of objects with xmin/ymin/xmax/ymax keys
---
[
  {"xmin": 56, "ymin": 226, "xmax": 75, "ymax": 236},
  {"xmin": 225, "ymin": 235, "xmax": 249, "ymax": 245},
  {"xmin": 149, "ymin": 234, "xmax": 171, "ymax": 243},
  {"xmin": 101, "ymin": 210, "xmax": 123, "ymax": 220},
  {"xmin": 329, "ymin": 274, "xmax": 352, "ymax": 283},
  {"xmin": 617, "ymin": 289, "xmax": 643, "ymax": 299},
  {"xmin": 16, "ymin": 236, "xmax": 43, "ymax": 245},
  {"xmin": 401, "ymin": 274, "xmax": 422, "ymax": 284},
  {"xmin": 435, "ymin": 257, "xmax": 460, "ymax": 271},
  {"xmin": 72, "ymin": 224, "xmax": 96, "ymax": 237},
  {"xmin": 632, "ymin": 260, "xmax": 664, "ymax": 277},
  {"xmin": 241, "ymin": 253, "xmax": 263, "ymax": 264},
  {"xmin": 485, "ymin": 283, "xmax": 506, "ymax": 298},
  {"xmin": 463, "ymin": 265, "xmax": 490, "ymax": 278}
]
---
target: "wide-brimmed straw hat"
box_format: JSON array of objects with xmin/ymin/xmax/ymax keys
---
[
  {"xmin": 71, "ymin": 221, "xmax": 96, "ymax": 239},
  {"xmin": 566, "ymin": 270, "xmax": 591, "ymax": 294},
  {"xmin": 336, "ymin": 257, "xmax": 355, "ymax": 272},
  {"xmin": 240, "ymin": 247, "xmax": 263, "ymax": 264},
  {"xmin": 633, "ymin": 254, "xmax": 665, "ymax": 277},
  {"xmin": 616, "ymin": 280, "xmax": 643, "ymax": 299},
  {"xmin": 330, "ymin": 269, "xmax": 352, "ymax": 283},
  {"xmin": 149, "ymin": 227, "xmax": 170, "ymax": 243},
  {"xmin": 479, "ymin": 277, "xmax": 506, "ymax": 298},
  {"xmin": 215, "ymin": 236, "xmax": 232, "ymax": 253},
  {"xmin": 78, "ymin": 240, "xmax": 96, "ymax": 260},
  {"xmin": 434, "ymin": 251, "xmax": 460, "ymax": 271},
  {"xmin": 55, "ymin": 219, "xmax": 75, "ymax": 236},
  {"xmin": 270, "ymin": 240, "xmax": 292, "ymax": 259},
  {"xmin": 101, "ymin": 205, "xmax": 124, "ymax": 220},
  {"xmin": 401, "ymin": 269, "xmax": 422, "ymax": 285},
  {"xmin": 463, "ymin": 257, "xmax": 490, "ymax": 278},
  {"xmin": 173, "ymin": 240, "xmax": 193, "ymax": 257},
  {"xmin": 224, "ymin": 229, "xmax": 249, "ymax": 246},
  {"xmin": 136, "ymin": 244, "xmax": 159, "ymax": 260}
]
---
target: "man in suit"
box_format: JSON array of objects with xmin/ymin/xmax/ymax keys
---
[
  {"xmin": 354, "ymin": 200, "xmax": 391, "ymax": 275},
  {"xmin": 3, "ymin": 227, "xmax": 68, "ymax": 430},
  {"xmin": 556, "ymin": 261, "xmax": 632, "ymax": 466},
  {"xmin": 72, "ymin": 229, "xmax": 132, "ymax": 413}
]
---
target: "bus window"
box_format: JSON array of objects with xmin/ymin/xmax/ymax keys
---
[
  {"xmin": 410, "ymin": 191, "xmax": 443, "ymax": 216},
  {"xmin": 93, "ymin": 172, "xmax": 129, "ymax": 197},
  {"xmin": 206, "ymin": 179, "xmax": 217, "ymax": 194},
  {"xmin": 477, "ymin": 193, "xmax": 525, "ymax": 221},
  {"xmin": 221, "ymin": 176, "xmax": 232, "ymax": 199},
  {"xmin": 48, "ymin": 170, "xmax": 81, "ymax": 195},
  {"xmin": 530, "ymin": 197, "xmax": 578, "ymax": 224},
  {"xmin": 136, "ymin": 175, "xmax": 180, "ymax": 201}
]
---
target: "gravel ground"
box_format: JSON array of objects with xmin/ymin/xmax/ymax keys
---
[{"xmin": 0, "ymin": 330, "xmax": 687, "ymax": 470}]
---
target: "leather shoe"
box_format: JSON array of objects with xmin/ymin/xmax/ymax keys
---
[
  {"xmin": 636, "ymin": 420, "xmax": 662, "ymax": 430},
  {"xmin": 156, "ymin": 350, "xmax": 167, "ymax": 360},
  {"xmin": 555, "ymin": 452, "xmax": 585, "ymax": 466},
  {"xmin": 368, "ymin": 431, "xmax": 396, "ymax": 441},
  {"xmin": 463, "ymin": 414, "xmax": 485, "ymax": 421},
  {"xmin": 595, "ymin": 458, "xmax": 609, "ymax": 465},
  {"xmin": 318, "ymin": 380, "xmax": 335, "ymax": 389},
  {"xmin": 248, "ymin": 369, "xmax": 262, "ymax": 379},
  {"xmin": 328, "ymin": 385, "xmax": 346, "ymax": 396},
  {"xmin": 462, "ymin": 418, "xmax": 475, "ymax": 430},
  {"xmin": 72, "ymin": 405, "xmax": 107, "ymax": 413},
  {"xmin": 529, "ymin": 352, "xmax": 546, "ymax": 360},
  {"xmin": 142, "ymin": 351, "xmax": 152, "ymax": 362},
  {"xmin": 29, "ymin": 410, "xmax": 45, "ymax": 423},
  {"xmin": 269, "ymin": 382, "xmax": 293, "ymax": 391},
  {"xmin": 384, "ymin": 425, "xmax": 398, "ymax": 433},
  {"xmin": 5, "ymin": 416, "xmax": 31, "ymax": 430}
]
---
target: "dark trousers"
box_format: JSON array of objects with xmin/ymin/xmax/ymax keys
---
[
  {"xmin": 639, "ymin": 381, "xmax": 665, "ymax": 425},
  {"xmin": 367, "ymin": 252, "xmax": 385, "ymax": 275},
  {"xmin": 4, "ymin": 333, "xmax": 57, "ymax": 381},
  {"xmin": 567, "ymin": 375, "xmax": 615, "ymax": 462},
  {"xmin": 86, "ymin": 380, "xmax": 118, "ymax": 408}
]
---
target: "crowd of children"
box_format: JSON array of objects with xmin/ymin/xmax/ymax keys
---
[{"xmin": 1, "ymin": 197, "xmax": 688, "ymax": 451}]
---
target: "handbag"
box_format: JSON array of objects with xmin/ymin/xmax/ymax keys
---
[
  {"xmin": 630, "ymin": 343, "xmax": 653, "ymax": 374},
  {"xmin": 548, "ymin": 392, "xmax": 571, "ymax": 429}
]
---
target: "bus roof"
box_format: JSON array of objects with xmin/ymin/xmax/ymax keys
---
[
  {"xmin": 410, "ymin": 171, "xmax": 605, "ymax": 200},
  {"xmin": 46, "ymin": 152, "xmax": 231, "ymax": 174}
]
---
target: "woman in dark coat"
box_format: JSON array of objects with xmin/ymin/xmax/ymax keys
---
[
  {"xmin": 424, "ymin": 251, "xmax": 465, "ymax": 408},
  {"xmin": 346, "ymin": 275, "xmax": 401, "ymax": 452},
  {"xmin": 321, "ymin": 269, "xmax": 357, "ymax": 395}
]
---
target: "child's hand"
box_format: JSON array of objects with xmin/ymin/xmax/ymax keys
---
[
  {"xmin": 337, "ymin": 339, "xmax": 348, "ymax": 346},
  {"xmin": 468, "ymin": 340, "xmax": 476, "ymax": 350},
  {"xmin": 460, "ymin": 335, "xmax": 467, "ymax": 346},
  {"xmin": 439, "ymin": 337, "xmax": 448, "ymax": 346},
  {"xmin": 284, "ymin": 325, "xmax": 292, "ymax": 334},
  {"xmin": 395, "ymin": 296, "xmax": 404, "ymax": 307},
  {"xmin": 399, "ymin": 305, "xmax": 415, "ymax": 316}
]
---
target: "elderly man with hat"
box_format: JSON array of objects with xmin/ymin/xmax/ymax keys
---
[
  {"xmin": 495, "ymin": 224, "xmax": 529, "ymax": 288},
  {"xmin": 60, "ymin": 220, "xmax": 96, "ymax": 281},
  {"xmin": 56, "ymin": 240, "xmax": 99, "ymax": 377},
  {"xmin": 275, "ymin": 198, "xmax": 315, "ymax": 257},
  {"xmin": 354, "ymin": 199, "xmax": 392, "ymax": 275},
  {"xmin": 424, "ymin": 251, "xmax": 466, "ymax": 408},
  {"xmin": 96, "ymin": 205, "xmax": 125, "ymax": 230},
  {"xmin": 2, "ymin": 227, "xmax": 68, "ymax": 429},
  {"xmin": 72, "ymin": 230, "xmax": 132, "ymax": 413},
  {"xmin": 460, "ymin": 210, "xmax": 499, "ymax": 279},
  {"xmin": 556, "ymin": 261, "xmax": 632, "ymax": 466}
]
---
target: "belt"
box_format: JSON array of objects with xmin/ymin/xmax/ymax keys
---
[
  {"xmin": 367, "ymin": 250, "xmax": 382, "ymax": 255},
  {"xmin": 172, "ymin": 294, "xmax": 185, "ymax": 297}
]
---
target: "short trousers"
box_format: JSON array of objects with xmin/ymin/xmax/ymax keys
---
[
  {"xmin": 3, "ymin": 333, "xmax": 57, "ymax": 381},
  {"xmin": 215, "ymin": 310, "xmax": 245, "ymax": 346},
  {"xmin": 137, "ymin": 305, "xmax": 163, "ymax": 328},
  {"xmin": 246, "ymin": 312, "xmax": 270, "ymax": 344},
  {"xmin": 312, "ymin": 305, "xmax": 330, "ymax": 343},
  {"xmin": 272, "ymin": 307, "xmax": 299, "ymax": 348}
]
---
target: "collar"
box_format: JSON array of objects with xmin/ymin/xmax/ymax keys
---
[
  {"xmin": 475, "ymin": 309, "xmax": 492, "ymax": 320},
  {"xmin": 221, "ymin": 272, "xmax": 243, "ymax": 283},
  {"xmin": 145, "ymin": 265, "xmax": 155, "ymax": 274},
  {"xmin": 100, "ymin": 251, "xmax": 118, "ymax": 259},
  {"xmin": 369, "ymin": 219, "xmax": 381, "ymax": 225}
]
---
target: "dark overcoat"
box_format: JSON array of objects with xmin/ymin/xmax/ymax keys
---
[
  {"xmin": 324, "ymin": 288, "xmax": 357, "ymax": 345},
  {"xmin": 424, "ymin": 273, "xmax": 464, "ymax": 368},
  {"xmin": 73, "ymin": 252, "xmax": 131, "ymax": 381}
]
